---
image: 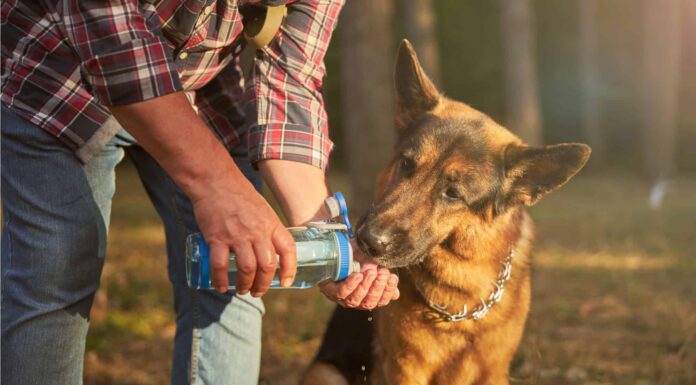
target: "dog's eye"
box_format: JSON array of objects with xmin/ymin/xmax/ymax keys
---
[
  {"xmin": 399, "ymin": 157, "xmax": 415, "ymax": 176},
  {"xmin": 444, "ymin": 187, "xmax": 462, "ymax": 200}
]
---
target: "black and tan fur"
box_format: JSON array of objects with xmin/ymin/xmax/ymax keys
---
[{"xmin": 303, "ymin": 40, "xmax": 590, "ymax": 385}]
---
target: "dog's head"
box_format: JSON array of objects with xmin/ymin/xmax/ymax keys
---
[{"xmin": 356, "ymin": 40, "xmax": 591, "ymax": 268}]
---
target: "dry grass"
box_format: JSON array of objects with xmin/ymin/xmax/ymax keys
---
[{"xmin": 83, "ymin": 165, "xmax": 696, "ymax": 385}]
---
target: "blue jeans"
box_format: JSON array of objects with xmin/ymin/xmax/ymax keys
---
[{"xmin": 1, "ymin": 106, "xmax": 264, "ymax": 385}]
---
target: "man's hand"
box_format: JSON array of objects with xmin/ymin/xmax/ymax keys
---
[
  {"xmin": 191, "ymin": 186, "xmax": 296, "ymax": 295},
  {"xmin": 108, "ymin": 92, "xmax": 297, "ymax": 296},
  {"xmin": 318, "ymin": 240, "xmax": 400, "ymax": 310}
]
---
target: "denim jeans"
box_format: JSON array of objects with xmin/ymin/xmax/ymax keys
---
[{"xmin": 1, "ymin": 105, "xmax": 265, "ymax": 385}]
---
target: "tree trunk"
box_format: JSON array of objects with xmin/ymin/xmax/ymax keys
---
[
  {"xmin": 640, "ymin": 0, "xmax": 682, "ymax": 181},
  {"xmin": 340, "ymin": 0, "xmax": 395, "ymax": 215},
  {"xmin": 403, "ymin": 0, "xmax": 441, "ymax": 86},
  {"xmin": 499, "ymin": 0, "xmax": 543, "ymax": 145},
  {"xmin": 578, "ymin": 0, "xmax": 605, "ymax": 166}
]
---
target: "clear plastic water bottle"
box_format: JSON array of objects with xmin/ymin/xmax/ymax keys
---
[{"xmin": 186, "ymin": 193, "xmax": 359, "ymax": 290}]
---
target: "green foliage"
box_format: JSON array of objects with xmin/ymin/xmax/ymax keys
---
[{"xmin": 324, "ymin": 0, "xmax": 696, "ymax": 173}]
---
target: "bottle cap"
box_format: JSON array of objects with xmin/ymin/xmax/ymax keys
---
[
  {"xmin": 333, "ymin": 192, "xmax": 354, "ymax": 237},
  {"xmin": 334, "ymin": 231, "xmax": 352, "ymax": 280},
  {"xmin": 324, "ymin": 196, "xmax": 341, "ymax": 218}
]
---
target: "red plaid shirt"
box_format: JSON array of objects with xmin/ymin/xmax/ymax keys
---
[{"xmin": 1, "ymin": 0, "xmax": 342, "ymax": 169}]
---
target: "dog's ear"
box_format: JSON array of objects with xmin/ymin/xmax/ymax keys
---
[
  {"xmin": 394, "ymin": 39, "xmax": 440, "ymax": 129},
  {"xmin": 496, "ymin": 143, "xmax": 591, "ymax": 211}
]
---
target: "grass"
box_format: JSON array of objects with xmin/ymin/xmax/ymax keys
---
[{"xmin": 83, "ymin": 165, "xmax": 696, "ymax": 385}]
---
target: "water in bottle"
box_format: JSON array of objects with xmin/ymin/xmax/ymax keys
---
[{"xmin": 186, "ymin": 226, "xmax": 359, "ymax": 290}]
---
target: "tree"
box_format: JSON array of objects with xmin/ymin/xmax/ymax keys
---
[
  {"xmin": 579, "ymin": 0, "xmax": 605, "ymax": 165},
  {"xmin": 402, "ymin": 0, "xmax": 441, "ymax": 87},
  {"xmin": 640, "ymin": 0, "xmax": 682, "ymax": 181},
  {"xmin": 499, "ymin": 0, "xmax": 543, "ymax": 145},
  {"xmin": 340, "ymin": 0, "xmax": 395, "ymax": 215}
]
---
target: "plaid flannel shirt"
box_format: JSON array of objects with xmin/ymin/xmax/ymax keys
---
[{"xmin": 1, "ymin": 0, "xmax": 342, "ymax": 170}]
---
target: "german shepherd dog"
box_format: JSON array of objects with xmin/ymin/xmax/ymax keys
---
[{"xmin": 303, "ymin": 40, "xmax": 591, "ymax": 385}]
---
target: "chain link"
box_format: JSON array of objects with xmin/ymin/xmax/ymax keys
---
[{"xmin": 410, "ymin": 248, "xmax": 515, "ymax": 322}]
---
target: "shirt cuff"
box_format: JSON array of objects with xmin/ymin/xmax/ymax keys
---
[
  {"xmin": 81, "ymin": 36, "xmax": 182, "ymax": 106},
  {"xmin": 247, "ymin": 123, "xmax": 334, "ymax": 171}
]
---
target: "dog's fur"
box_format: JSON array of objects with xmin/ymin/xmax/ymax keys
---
[{"xmin": 303, "ymin": 40, "xmax": 590, "ymax": 385}]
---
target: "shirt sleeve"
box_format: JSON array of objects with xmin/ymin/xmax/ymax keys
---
[
  {"xmin": 62, "ymin": 0, "xmax": 182, "ymax": 106},
  {"xmin": 243, "ymin": 0, "xmax": 345, "ymax": 171},
  {"xmin": 194, "ymin": 57, "xmax": 246, "ymax": 148}
]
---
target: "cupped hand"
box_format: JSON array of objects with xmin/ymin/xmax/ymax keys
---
[{"xmin": 318, "ymin": 240, "xmax": 400, "ymax": 310}]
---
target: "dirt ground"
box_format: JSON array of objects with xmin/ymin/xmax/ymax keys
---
[{"xmin": 82, "ymin": 164, "xmax": 696, "ymax": 385}]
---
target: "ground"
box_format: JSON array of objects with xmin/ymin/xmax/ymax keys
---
[{"xmin": 82, "ymin": 163, "xmax": 695, "ymax": 385}]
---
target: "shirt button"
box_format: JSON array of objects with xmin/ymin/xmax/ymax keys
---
[{"xmin": 179, "ymin": 52, "xmax": 188, "ymax": 60}]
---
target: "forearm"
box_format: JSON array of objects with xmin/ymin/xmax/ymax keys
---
[
  {"xmin": 108, "ymin": 92, "xmax": 250, "ymax": 202},
  {"xmin": 110, "ymin": 92, "xmax": 298, "ymax": 294},
  {"xmin": 258, "ymin": 160, "xmax": 331, "ymax": 226}
]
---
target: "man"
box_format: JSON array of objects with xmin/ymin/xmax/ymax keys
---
[{"xmin": 1, "ymin": 1, "xmax": 400, "ymax": 384}]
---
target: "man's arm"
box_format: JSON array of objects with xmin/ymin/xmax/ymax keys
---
[
  {"xmin": 60, "ymin": 1, "xmax": 297, "ymax": 296},
  {"xmin": 109, "ymin": 93, "xmax": 297, "ymax": 296},
  {"xmin": 243, "ymin": 0, "xmax": 398, "ymax": 308}
]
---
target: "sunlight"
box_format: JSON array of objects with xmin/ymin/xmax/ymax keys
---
[{"xmin": 535, "ymin": 250, "xmax": 678, "ymax": 271}]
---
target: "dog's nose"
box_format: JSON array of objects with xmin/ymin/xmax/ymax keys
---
[{"xmin": 357, "ymin": 226, "xmax": 392, "ymax": 256}]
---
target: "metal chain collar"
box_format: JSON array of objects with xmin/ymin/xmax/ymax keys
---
[{"xmin": 409, "ymin": 248, "xmax": 514, "ymax": 322}]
